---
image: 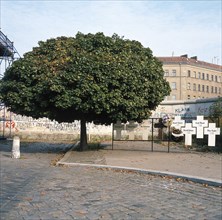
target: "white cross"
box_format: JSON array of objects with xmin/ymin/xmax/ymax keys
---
[
  {"xmin": 204, "ymin": 123, "xmax": 220, "ymax": 147},
  {"xmin": 126, "ymin": 121, "xmax": 138, "ymax": 140},
  {"xmin": 114, "ymin": 121, "xmax": 125, "ymax": 140},
  {"xmin": 171, "ymin": 116, "xmax": 185, "ymax": 129},
  {"xmin": 181, "ymin": 123, "xmax": 196, "ymax": 146},
  {"xmin": 140, "ymin": 120, "xmax": 151, "ymax": 140},
  {"xmin": 192, "ymin": 115, "xmax": 208, "ymax": 139}
]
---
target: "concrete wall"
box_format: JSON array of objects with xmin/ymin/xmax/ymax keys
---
[
  {"xmin": 152, "ymin": 97, "xmax": 219, "ymax": 118},
  {"xmin": 1, "ymin": 97, "xmax": 220, "ymax": 142}
]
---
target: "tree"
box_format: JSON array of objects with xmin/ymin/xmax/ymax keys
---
[
  {"xmin": 0, "ymin": 32, "xmax": 170, "ymax": 150},
  {"xmin": 209, "ymin": 97, "xmax": 222, "ymax": 128},
  {"xmin": 209, "ymin": 98, "xmax": 222, "ymax": 118}
]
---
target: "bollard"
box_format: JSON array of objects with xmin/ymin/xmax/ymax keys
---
[{"xmin": 12, "ymin": 136, "xmax": 20, "ymax": 159}]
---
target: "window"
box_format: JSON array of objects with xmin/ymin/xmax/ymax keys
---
[
  {"xmin": 187, "ymin": 83, "xmax": 191, "ymax": 90},
  {"xmin": 215, "ymin": 75, "xmax": 218, "ymax": 82},
  {"xmin": 202, "ymin": 73, "xmax": 205, "ymax": 80},
  {"xmin": 171, "ymin": 69, "xmax": 176, "ymax": 76},
  {"xmin": 198, "ymin": 72, "xmax": 201, "ymax": 79},
  {"xmin": 193, "ymin": 71, "xmax": 196, "ymax": 78},
  {"xmin": 198, "ymin": 84, "xmax": 201, "ymax": 91},
  {"xmin": 219, "ymin": 88, "xmax": 221, "ymax": 94},
  {"xmin": 187, "ymin": 70, "xmax": 191, "ymax": 77},
  {"xmin": 206, "ymin": 74, "xmax": 209, "ymax": 80},
  {"xmin": 187, "ymin": 95, "xmax": 190, "ymax": 100},
  {"xmin": 171, "ymin": 95, "xmax": 176, "ymax": 100},
  {"xmin": 206, "ymin": 86, "xmax": 209, "ymax": 93},
  {"xmin": 202, "ymin": 85, "xmax": 205, "ymax": 92},
  {"xmin": 164, "ymin": 70, "xmax": 169, "ymax": 76},
  {"xmin": 211, "ymin": 75, "xmax": 214, "ymax": 81},
  {"xmin": 211, "ymin": 86, "xmax": 214, "ymax": 93},
  {"xmin": 193, "ymin": 96, "xmax": 196, "ymax": 99},
  {"xmin": 215, "ymin": 87, "xmax": 217, "ymax": 94},
  {"xmin": 171, "ymin": 82, "xmax": 176, "ymax": 90},
  {"xmin": 193, "ymin": 83, "xmax": 196, "ymax": 91}
]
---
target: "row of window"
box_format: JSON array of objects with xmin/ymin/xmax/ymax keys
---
[
  {"xmin": 171, "ymin": 82, "xmax": 222, "ymax": 94},
  {"xmin": 187, "ymin": 83, "xmax": 222, "ymax": 93},
  {"xmin": 164, "ymin": 69, "xmax": 221, "ymax": 82},
  {"xmin": 187, "ymin": 70, "xmax": 220, "ymax": 82}
]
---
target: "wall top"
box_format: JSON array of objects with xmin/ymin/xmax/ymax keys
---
[{"xmin": 160, "ymin": 97, "xmax": 220, "ymax": 106}]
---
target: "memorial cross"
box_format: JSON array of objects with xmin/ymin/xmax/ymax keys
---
[
  {"xmin": 113, "ymin": 121, "xmax": 125, "ymax": 140},
  {"xmin": 192, "ymin": 115, "xmax": 208, "ymax": 138},
  {"xmin": 204, "ymin": 123, "xmax": 220, "ymax": 146},
  {"xmin": 126, "ymin": 121, "xmax": 138, "ymax": 140},
  {"xmin": 140, "ymin": 120, "xmax": 150, "ymax": 140},
  {"xmin": 181, "ymin": 123, "xmax": 196, "ymax": 146},
  {"xmin": 171, "ymin": 116, "xmax": 185, "ymax": 129}
]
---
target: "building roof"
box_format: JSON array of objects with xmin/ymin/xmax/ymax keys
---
[{"xmin": 157, "ymin": 56, "xmax": 222, "ymax": 72}]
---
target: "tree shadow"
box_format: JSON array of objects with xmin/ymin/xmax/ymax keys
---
[{"xmin": 0, "ymin": 140, "xmax": 73, "ymax": 154}]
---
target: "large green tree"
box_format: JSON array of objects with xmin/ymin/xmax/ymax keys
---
[{"xmin": 0, "ymin": 32, "xmax": 170, "ymax": 150}]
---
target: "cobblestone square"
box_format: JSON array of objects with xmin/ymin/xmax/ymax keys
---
[{"xmin": 0, "ymin": 141, "xmax": 221, "ymax": 219}]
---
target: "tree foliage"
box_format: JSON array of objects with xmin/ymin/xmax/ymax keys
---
[
  {"xmin": 209, "ymin": 98, "xmax": 222, "ymax": 118},
  {"xmin": 1, "ymin": 32, "xmax": 170, "ymax": 123},
  {"xmin": 0, "ymin": 32, "xmax": 170, "ymax": 149}
]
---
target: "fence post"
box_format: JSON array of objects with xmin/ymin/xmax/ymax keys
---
[
  {"xmin": 112, "ymin": 123, "xmax": 114, "ymax": 150},
  {"xmin": 151, "ymin": 118, "xmax": 154, "ymax": 152},
  {"xmin": 168, "ymin": 124, "xmax": 170, "ymax": 153}
]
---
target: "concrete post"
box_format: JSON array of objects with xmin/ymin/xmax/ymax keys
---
[{"xmin": 12, "ymin": 136, "xmax": 20, "ymax": 159}]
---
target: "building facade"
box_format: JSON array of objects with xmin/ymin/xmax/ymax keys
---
[{"xmin": 157, "ymin": 55, "xmax": 222, "ymax": 101}]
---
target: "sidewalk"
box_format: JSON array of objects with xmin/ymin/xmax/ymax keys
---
[{"xmin": 58, "ymin": 142, "xmax": 222, "ymax": 186}]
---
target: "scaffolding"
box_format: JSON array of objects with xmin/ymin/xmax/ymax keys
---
[
  {"xmin": 0, "ymin": 30, "xmax": 20, "ymax": 78},
  {"xmin": 0, "ymin": 30, "xmax": 20, "ymax": 139}
]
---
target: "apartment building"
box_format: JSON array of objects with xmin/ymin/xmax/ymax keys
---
[{"xmin": 157, "ymin": 55, "xmax": 222, "ymax": 100}]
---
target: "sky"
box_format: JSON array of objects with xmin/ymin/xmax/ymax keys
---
[{"xmin": 0, "ymin": 0, "xmax": 221, "ymax": 65}]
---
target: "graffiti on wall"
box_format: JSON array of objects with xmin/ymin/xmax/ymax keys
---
[{"xmin": 152, "ymin": 99, "xmax": 217, "ymax": 118}]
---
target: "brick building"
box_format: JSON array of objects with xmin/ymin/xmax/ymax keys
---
[{"xmin": 157, "ymin": 55, "xmax": 222, "ymax": 100}]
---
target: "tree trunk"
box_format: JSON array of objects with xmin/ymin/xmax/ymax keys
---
[{"xmin": 80, "ymin": 119, "xmax": 88, "ymax": 151}]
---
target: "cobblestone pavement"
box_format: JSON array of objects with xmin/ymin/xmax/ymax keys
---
[{"xmin": 1, "ymin": 141, "xmax": 222, "ymax": 220}]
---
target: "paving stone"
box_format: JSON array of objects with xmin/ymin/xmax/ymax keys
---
[{"xmin": 0, "ymin": 141, "xmax": 222, "ymax": 219}]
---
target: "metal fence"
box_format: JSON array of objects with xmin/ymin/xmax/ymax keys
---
[
  {"xmin": 111, "ymin": 117, "xmax": 222, "ymax": 153},
  {"xmin": 1, "ymin": 113, "xmax": 221, "ymax": 152}
]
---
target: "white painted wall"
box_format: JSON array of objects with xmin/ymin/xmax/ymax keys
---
[
  {"xmin": 151, "ymin": 97, "xmax": 219, "ymax": 118},
  {"xmin": 1, "ymin": 98, "xmax": 219, "ymax": 138}
]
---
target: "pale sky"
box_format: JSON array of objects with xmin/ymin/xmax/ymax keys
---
[{"xmin": 1, "ymin": 0, "xmax": 221, "ymax": 64}]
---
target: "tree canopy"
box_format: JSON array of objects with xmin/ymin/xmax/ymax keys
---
[
  {"xmin": 0, "ymin": 32, "xmax": 170, "ymax": 149},
  {"xmin": 1, "ymin": 32, "xmax": 170, "ymax": 122},
  {"xmin": 209, "ymin": 98, "xmax": 222, "ymax": 119}
]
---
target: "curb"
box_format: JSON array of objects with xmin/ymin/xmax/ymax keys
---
[
  {"xmin": 57, "ymin": 141, "xmax": 80, "ymax": 164},
  {"xmin": 57, "ymin": 161, "xmax": 222, "ymax": 187},
  {"xmin": 57, "ymin": 143, "xmax": 222, "ymax": 188}
]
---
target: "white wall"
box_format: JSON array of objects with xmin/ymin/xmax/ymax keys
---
[{"xmin": 151, "ymin": 97, "xmax": 219, "ymax": 118}]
